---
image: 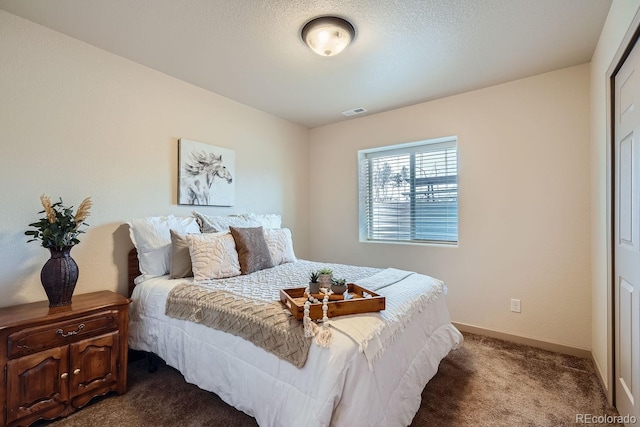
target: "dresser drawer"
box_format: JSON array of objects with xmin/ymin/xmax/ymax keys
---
[{"xmin": 7, "ymin": 310, "xmax": 119, "ymax": 358}]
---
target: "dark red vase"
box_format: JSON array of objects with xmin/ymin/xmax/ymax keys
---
[{"xmin": 40, "ymin": 246, "xmax": 79, "ymax": 307}]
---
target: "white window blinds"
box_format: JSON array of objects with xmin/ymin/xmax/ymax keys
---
[{"xmin": 358, "ymin": 137, "xmax": 458, "ymax": 244}]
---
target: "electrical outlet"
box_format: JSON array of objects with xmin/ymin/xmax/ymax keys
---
[{"xmin": 510, "ymin": 299, "xmax": 521, "ymax": 313}]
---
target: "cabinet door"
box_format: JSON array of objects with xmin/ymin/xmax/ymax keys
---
[
  {"xmin": 68, "ymin": 331, "xmax": 119, "ymax": 407},
  {"xmin": 6, "ymin": 346, "xmax": 69, "ymax": 424}
]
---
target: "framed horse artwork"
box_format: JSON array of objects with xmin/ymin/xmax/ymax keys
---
[{"xmin": 178, "ymin": 138, "xmax": 235, "ymax": 206}]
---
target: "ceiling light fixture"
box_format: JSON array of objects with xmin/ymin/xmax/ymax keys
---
[{"xmin": 301, "ymin": 16, "xmax": 356, "ymax": 57}]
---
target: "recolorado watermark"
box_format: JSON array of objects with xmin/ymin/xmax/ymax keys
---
[{"xmin": 576, "ymin": 413, "xmax": 637, "ymax": 424}]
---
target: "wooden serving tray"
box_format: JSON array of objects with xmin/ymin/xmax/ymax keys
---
[{"xmin": 280, "ymin": 284, "xmax": 385, "ymax": 320}]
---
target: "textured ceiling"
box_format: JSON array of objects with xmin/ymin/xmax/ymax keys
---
[{"xmin": 0, "ymin": 0, "xmax": 612, "ymax": 128}]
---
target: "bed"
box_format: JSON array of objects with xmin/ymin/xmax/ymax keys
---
[{"xmin": 126, "ymin": 213, "xmax": 463, "ymax": 427}]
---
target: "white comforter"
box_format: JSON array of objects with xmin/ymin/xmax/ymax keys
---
[{"xmin": 128, "ymin": 261, "xmax": 463, "ymax": 427}]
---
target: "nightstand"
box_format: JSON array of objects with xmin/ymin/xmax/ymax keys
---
[{"xmin": 0, "ymin": 291, "xmax": 130, "ymax": 426}]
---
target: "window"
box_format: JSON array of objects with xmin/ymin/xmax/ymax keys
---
[{"xmin": 358, "ymin": 137, "xmax": 458, "ymax": 244}]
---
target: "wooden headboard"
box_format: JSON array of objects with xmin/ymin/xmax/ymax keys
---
[{"xmin": 128, "ymin": 248, "xmax": 140, "ymax": 298}]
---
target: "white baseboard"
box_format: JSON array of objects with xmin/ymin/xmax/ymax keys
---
[
  {"xmin": 590, "ymin": 352, "xmax": 611, "ymax": 403},
  {"xmin": 452, "ymin": 322, "xmax": 591, "ymax": 359}
]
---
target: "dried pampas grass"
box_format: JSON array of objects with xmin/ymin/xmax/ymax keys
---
[
  {"xmin": 74, "ymin": 197, "xmax": 92, "ymax": 226},
  {"xmin": 40, "ymin": 194, "xmax": 56, "ymax": 224}
]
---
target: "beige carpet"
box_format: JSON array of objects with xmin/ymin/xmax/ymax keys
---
[{"xmin": 36, "ymin": 332, "xmax": 621, "ymax": 427}]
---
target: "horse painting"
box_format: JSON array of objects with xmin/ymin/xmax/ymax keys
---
[{"xmin": 178, "ymin": 141, "xmax": 235, "ymax": 206}]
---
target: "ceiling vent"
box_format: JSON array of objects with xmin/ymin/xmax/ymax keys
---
[{"xmin": 342, "ymin": 107, "xmax": 368, "ymax": 117}]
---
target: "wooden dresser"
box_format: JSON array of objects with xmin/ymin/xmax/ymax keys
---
[{"xmin": 0, "ymin": 291, "xmax": 130, "ymax": 426}]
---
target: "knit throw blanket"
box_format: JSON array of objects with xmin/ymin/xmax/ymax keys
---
[{"xmin": 166, "ymin": 284, "xmax": 312, "ymax": 368}]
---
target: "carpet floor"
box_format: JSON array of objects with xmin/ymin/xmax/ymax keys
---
[{"xmin": 35, "ymin": 332, "xmax": 621, "ymax": 426}]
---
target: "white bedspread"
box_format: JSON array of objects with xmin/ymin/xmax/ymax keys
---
[
  {"xmin": 128, "ymin": 261, "xmax": 463, "ymax": 427},
  {"xmin": 332, "ymin": 269, "xmax": 447, "ymax": 369}
]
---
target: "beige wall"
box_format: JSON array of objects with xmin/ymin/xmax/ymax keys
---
[
  {"xmin": 0, "ymin": 11, "xmax": 309, "ymax": 306},
  {"xmin": 590, "ymin": 0, "xmax": 640, "ymax": 398},
  {"xmin": 309, "ymin": 64, "xmax": 592, "ymax": 349}
]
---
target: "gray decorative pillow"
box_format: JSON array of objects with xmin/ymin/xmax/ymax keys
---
[
  {"xmin": 169, "ymin": 230, "xmax": 193, "ymax": 279},
  {"xmin": 192, "ymin": 211, "xmax": 260, "ymax": 233},
  {"xmin": 229, "ymin": 226, "xmax": 274, "ymax": 275}
]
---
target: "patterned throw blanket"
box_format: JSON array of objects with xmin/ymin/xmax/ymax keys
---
[{"xmin": 166, "ymin": 284, "xmax": 311, "ymax": 367}]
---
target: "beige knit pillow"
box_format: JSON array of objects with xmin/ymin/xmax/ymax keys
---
[
  {"xmin": 263, "ymin": 228, "xmax": 296, "ymax": 265},
  {"xmin": 186, "ymin": 232, "xmax": 241, "ymax": 281}
]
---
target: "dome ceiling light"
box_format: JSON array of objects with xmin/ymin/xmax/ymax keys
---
[{"xmin": 301, "ymin": 16, "xmax": 356, "ymax": 57}]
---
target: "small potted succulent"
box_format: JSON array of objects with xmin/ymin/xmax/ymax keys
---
[
  {"xmin": 317, "ymin": 267, "xmax": 333, "ymax": 287},
  {"xmin": 331, "ymin": 277, "xmax": 348, "ymax": 295},
  {"xmin": 308, "ymin": 270, "xmax": 320, "ymax": 294}
]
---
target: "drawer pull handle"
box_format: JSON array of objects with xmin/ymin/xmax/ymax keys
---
[
  {"xmin": 61, "ymin": 372, "xmax": 68, "ymax": 379},
  {"xmin": 56, "ymin": 324, "xmax": 85, "ymax": 337},
  {"xmin": 73, "ymin": 368, "xmax": 81, "ymax": 375}
]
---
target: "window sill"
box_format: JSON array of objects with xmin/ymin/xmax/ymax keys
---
[{"xmin": 358, "ymin": 239, "xmax": 458, "ymax": 248}]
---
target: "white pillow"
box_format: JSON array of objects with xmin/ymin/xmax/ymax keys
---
[
  {"xmin": 192, "ymin": 211, "xmax": 260, "ymax": 233},
  {"xmin": 128, "ymin": 215, "xmax": 200, "ymax": 281},
  {"xmin": 246, "ymin": 213, "xmax": 282, "ymax": 229},
  {"xmin": 263, "ymin": 228, "xmax": 296, "ymax": 265},
  {"xmin": 187, "ymin": 232, "xmax": 241, "ymax": 281}
]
